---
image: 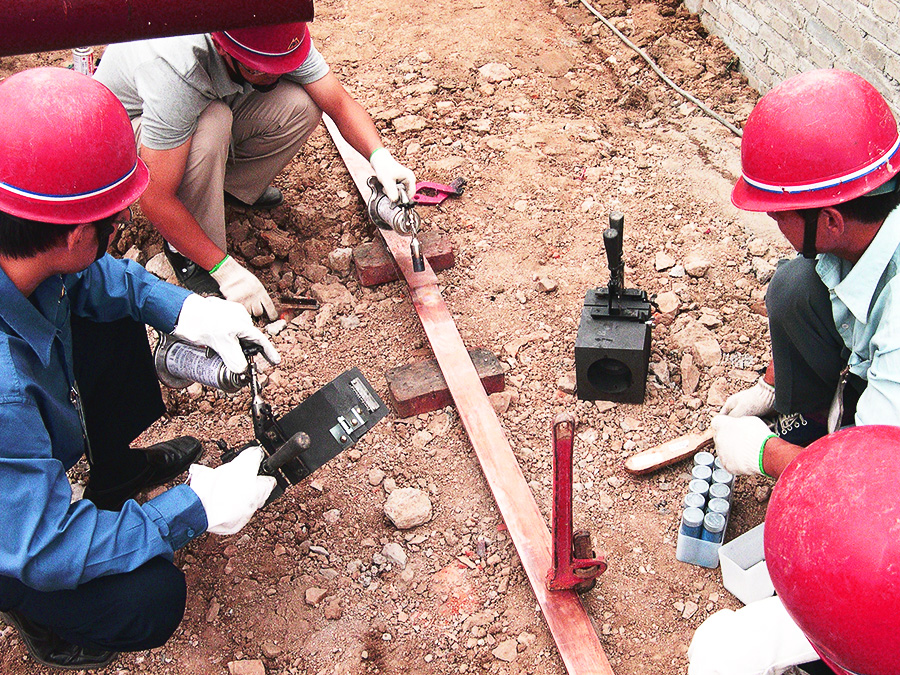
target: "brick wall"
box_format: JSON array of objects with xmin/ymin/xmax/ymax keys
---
[{"xmin": 683, "ymin": 0, "xmax": 900, "ymax": 112}]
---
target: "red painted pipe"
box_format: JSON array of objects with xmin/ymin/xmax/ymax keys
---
[{"xmin": 0, "ymin": 0, "xmax": 315, "ymax": 58}]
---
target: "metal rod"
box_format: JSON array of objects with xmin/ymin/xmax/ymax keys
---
[{"xmin": 0, "ymin": 0, "xmax": 314, "ymax": 58}]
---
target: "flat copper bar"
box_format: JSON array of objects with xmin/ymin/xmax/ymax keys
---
[{"xmin": 323, "ymin": 115, "xmax": 614, "ymax": 675}]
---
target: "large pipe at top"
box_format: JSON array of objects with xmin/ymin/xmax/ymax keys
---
[{"xmin": 0, "ymin": 0, "xmax": 315, "ymax": 58}]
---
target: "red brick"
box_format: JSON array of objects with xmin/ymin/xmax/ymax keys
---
[
  {"xmin": 353, "ymin": 231, "xmax": 455, "ymax": 287},
  {"xmin": 385, "ymin": 349, "xmax": 505, "ymax": 418}
]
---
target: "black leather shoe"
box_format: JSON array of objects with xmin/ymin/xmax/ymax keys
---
[
  {"xmin": 84, "ymin": 436, "xmax": 203, "ymax": 511},
  {"xmin": 162, "ymin": 242, "xmax": 222, "ymax": 296},
  {"xmin": 225, "ymin": 185, "xmax": 283, "ymax": 209},
  {"xmin": 1, "ymin": 609, "xmax": 117, "ymax": 670}
]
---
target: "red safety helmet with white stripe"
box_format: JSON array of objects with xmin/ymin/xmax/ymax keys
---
[
  {"xmin": 732, "ymin": 69, "xmax": 900, "ymax": 212},
  {"xmin": 211, "ymin": 22, "xmax": 312, "ymax": 75},
  {"xmin": 0, "ymin": 67, "xmax": 149, "ymax": 225},
  {"xmin": 765, "ymin": 425, "xmax": 900, "ymax": 675}
]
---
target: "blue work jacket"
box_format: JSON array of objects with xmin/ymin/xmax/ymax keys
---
[{"xmin": 0, "ymin": 255, "xmax": 206, "ymax": 592}]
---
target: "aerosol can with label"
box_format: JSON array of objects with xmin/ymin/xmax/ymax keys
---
[{"xmin": 153, "ymin": 332, "xmax": 250, "ymax": 393}]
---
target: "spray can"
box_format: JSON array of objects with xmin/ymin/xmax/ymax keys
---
[
  {"xmin": 154, "ymin": 332, "xmax": 249, "ymax": 392},
  {"xmin": 72, "ymin": 47, "xmax": 95, "ymax": 76}
]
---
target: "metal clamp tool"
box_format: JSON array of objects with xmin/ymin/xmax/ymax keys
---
[{"xmin": 546, "ymin": 412, "xmax": 607, "ymax": 593}]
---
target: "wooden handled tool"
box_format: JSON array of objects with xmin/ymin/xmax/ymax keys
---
[{"xmin": 624, "ymin": 428, "xmax": 714, "ymax": 475}]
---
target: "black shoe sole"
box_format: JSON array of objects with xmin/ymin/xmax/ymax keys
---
[{"xmin": 1, "ymin": 611, "xmax": 117, "ymax": 671}]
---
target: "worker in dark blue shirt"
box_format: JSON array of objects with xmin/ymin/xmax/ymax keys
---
[{"xmin": 0, "ymin": 67, "xmax": 279, "ymax": 670}]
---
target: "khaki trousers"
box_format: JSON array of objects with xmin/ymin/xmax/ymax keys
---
[{"xmin": 133, "ymin": 81, "xmax": 322, "ymax": 251}]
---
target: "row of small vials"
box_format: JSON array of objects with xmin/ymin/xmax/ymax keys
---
[{"xmin": 680, "ymin": 451, "xmax": 734, "ymax": 545}]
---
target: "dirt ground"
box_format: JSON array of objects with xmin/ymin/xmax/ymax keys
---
[{"xmin": 0, "ymin": 0, "xmax": 795, "ymax": 673}]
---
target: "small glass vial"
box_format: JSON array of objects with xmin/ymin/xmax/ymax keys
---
[
  {"xmin": 707, "ymin": 497, "xmax": 730, "ymax": 518},
  {"xmin": 714, "ymin": 456, "xmax": 725, "ymax": 471},
  {"xmin": 683, "ymin": 492, "xmax": 706, "ymax": 510},
  {"xmin": 712, "ymin": 468, "xmax": 734, "ymax": 488},
  {"xmin": 688, "ymin": 478, "xmax": 710, "ymax": 501},
  {"xmin": 680, "ymin": 507, "xmax": 705, "ymax": 539},
  {"xmin": 701, "ymin": 512, "xmax": 726, "ymax": 543},
  {"xmin": 691, "ymin": 464, "xmax": 713, "ymax": 483},
  {"xmin": 708, "ymin": 482, "xmax": 731, "ymax": 502},
  {"xmin": 693, "ymin": 451, "xmax": 715, "ymax": 470}
]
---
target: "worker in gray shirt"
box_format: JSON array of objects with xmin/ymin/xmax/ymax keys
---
[{"xmin": 96, "ymin": 22, "xmax": 416, "ymax": 320}]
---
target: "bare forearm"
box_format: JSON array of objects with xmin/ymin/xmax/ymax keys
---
[
  {"xmin": 140, "ymin": 191, "xmax": 225, "ymax": 270},
  {"xmin": 761, "ymin": 436, "xmax": 803, "ymax": 478}
]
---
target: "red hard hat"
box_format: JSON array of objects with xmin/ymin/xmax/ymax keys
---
[
  {"xmin": 211, "ymin": 23, "xmax": 312, "ymax": 75},
  {"xmin": 0, "ymin": 68, "xmax": 148, "ymax": 225},
  {"xmin": 732, "ymin": 69, "xmax": 900, "ymax": 212},
  {"xmin": 765, "ymin": 425, "xmax": 900, "ymax": 675}
]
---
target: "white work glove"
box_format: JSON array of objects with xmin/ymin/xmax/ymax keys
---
[
  {"xmin": 688, "ymin": 596, "xmax": 818, "ymax": 675},
  {"xmin": 369, "ymin": 147, "xmax": 416, "ymax": 203},
  {"xmin": 173, "ymin": 294, "xmax": 281, "ymax": 373},
  {"xmin": 188, "ymin": 446, "xmax": 276, "ymax": 535},
  {"xmin": 720, "ymin": 376, "xmax": 776, "ymax": 418},
  {"xmin": 711, "ymin": 414, "xmax": 776, "ymax": 476},
  {"xmin": 209, "ymin": 255, "xmax": 277, "ymax": 321}
]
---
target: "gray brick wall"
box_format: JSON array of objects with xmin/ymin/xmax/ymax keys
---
[{"xmin": 683, "ymin": 0, "xmax": 900, "ymax": 113}]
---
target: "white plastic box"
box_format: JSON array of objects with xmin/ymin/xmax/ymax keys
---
[{"xmin": 717, "ymin": 522, "xmax": 775, "ymax": 605}]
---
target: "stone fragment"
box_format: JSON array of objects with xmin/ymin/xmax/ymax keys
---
[
  {"xmin": 305, "ymin": 587, "xmax": 328, "ymax": 606},
  {"xmin": 382, "ymin": 542, "xmax": 408, "ymax": 569},
  {"xmin": 706, "ymin": 378, "xmax": 730, "ymax": 407},
  {"xmin": 682, "ymin": 601, "xmax": 699, "ymax": 619},
  {"xmin": 683, "ymin": 252, "xmax": 711, "ymax": 278},
  {"xmin": 655, "ymin": 251, "xmax": 676, "ymax": 271},
  {"xmin": 681, "ymin": 354, "xmax": 700, "ymax": 395},
  {"xmin": 327, "ymin": 247, "xmax": 353, "ymax": 275},
  {"xmin": 492, "ymin": 639, "xmax": 519, "ymax": 662},
  {"xmin": 145, "ymin": 252, "xmax": 174, "ymax": 280},
  {"xmin": 368, "ymin": 468, "xmax": 386, "ymax": 486},
  {"xmin": 655, "ymin": 291, "xmax": 680, "ymax": 314},
  {"xmin": 478, "ymin": 62, "xmax": 514, "ymax": 83},
  {"xmin": 309, "ymin": 282, "xmax": 353, "ymax": 308},
  {"xmin": 536, "ymin": 277, "xmax": 558, "ymax": 293},
  {"xmin": 227, "ymin": 660, "xmax": 265, "ymax": 675},
  {"xmin": 752, "ymin": 257, "xmax": 776, "ymax": 284},
  {"xmin": 393, "ymin": 115, "xmax": 428, "ymax": 133},
  {"xmin": 384, "ymin": 487, "xmax": 433, "ymax": 529}
]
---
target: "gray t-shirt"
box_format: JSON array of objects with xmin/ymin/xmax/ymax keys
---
[{"xmin": 95, "ymin": 34, "xmax": 330, "ymax": 150}]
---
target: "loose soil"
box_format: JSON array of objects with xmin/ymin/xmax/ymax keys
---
[{"xmin": 0, "ymin": 1, "xmax": 793, "ymax": 674}]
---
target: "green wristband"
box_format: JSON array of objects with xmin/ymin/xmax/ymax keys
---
[
  {"xmin": 369, "ymin": 147, "xmax": 387, "ymax": 162},
  {"xmin": 759, "ymin": 433, "xmax": 777, "ymax": 477},
  {"xmin": 209, "ymin": 255, "xmax": 230, "ymax": 274}
]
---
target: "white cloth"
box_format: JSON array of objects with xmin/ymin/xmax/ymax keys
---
[
  {"xmin": 688, "ymin": 596, "xmax": 818, "ymax": 675},
  {"xmin": 188, "ymin": 446, "xmax": 276, "ymax": 535},
  {"xmin": 172, "ymin": 294, "xmax": 280, "ymax": 372}
]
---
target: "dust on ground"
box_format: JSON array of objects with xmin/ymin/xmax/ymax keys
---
[{"xmin": 0, "ymin": 1, "xmax": 790, "ymax": 674}]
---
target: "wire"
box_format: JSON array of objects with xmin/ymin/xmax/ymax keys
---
[{"xmin": 578, "ymin": 0, "xmax": 743, "ymax": 137}]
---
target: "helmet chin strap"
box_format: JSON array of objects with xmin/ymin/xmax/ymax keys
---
[{"xmin": 801, "ymin": 211, "xmax": 818, "ymax": 259}]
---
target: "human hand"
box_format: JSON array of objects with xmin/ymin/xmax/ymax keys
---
[
  {"xmin": 209, "ymin": 256, "xmax": 277, "ymax": 321},
  {"xmin": 188, "ymin": 446, "xmax": 276, "ymax": 535},
  {"xmin": 711, "ymin": 414, "xmax": 775, "ymax": 476},
  {"xmin": 719, "ymin": 376, "xmax": 776, "ymax": 418},
  {"xmin": 369, "ymin": 147, "xmax": 416, "ymax": 202},
  {"xmin": 172, "ymin": 294, "xmax": 280, "ymax": 373}
]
